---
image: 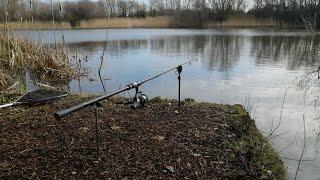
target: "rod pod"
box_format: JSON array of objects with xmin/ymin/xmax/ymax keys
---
[{"xmin": 177, "ymin": 65, "xmax": 182, "ymax": 110}]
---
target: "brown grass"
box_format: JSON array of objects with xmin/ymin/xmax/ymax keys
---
[
  {"xmin": 207, "ymin": 15, "xmax": 280, "ymax": 28},
  {"xmin": 0, "ymin": 16, "xmax": 285, "ymax": 30},
  {"xmin": 0, "ymin": 21, "xmax": 70, "ymax": 30},
  {"xmin": 0, "ymin": 70, "xmax": 12, "ymax": 88},
  {"xmin": 0, "ymin": 17, "xmax": 172, "ymax": 30},
  {"xmin": 0, "ymin": 31, "xmax": 74, "ymax": 90},
  {"xmin": 78, "ymin": 16, "xmax": 172, "ymax": 29}
]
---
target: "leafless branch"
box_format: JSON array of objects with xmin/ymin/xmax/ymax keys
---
[
  {"xmin": 294, "ymin": 115, "xmax": 307, "ymax": 180},
  {"xmin": 267, "ymin": 90, "xmax": 288, "ymax": 139}
]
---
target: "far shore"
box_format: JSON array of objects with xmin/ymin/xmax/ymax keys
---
[{"xmin": 0, "ymin": 15, "xmax": 303, "ymax": 30}]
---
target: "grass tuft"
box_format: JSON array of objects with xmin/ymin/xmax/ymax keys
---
[{"xmin": 0, "ymin": 31, "xmax": 75, "ymax": 91}]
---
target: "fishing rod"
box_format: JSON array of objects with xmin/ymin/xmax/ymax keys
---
[{"xmin": 54, "ymin": 59, "xmax": 196, "ymax": 120}]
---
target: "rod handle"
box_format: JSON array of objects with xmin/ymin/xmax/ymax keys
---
[{"xmin": 54, "ymin": 103, "xmax": 87, "ymax": 120}]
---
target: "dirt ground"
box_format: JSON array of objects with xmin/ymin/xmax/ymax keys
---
[{"xmin": 0, "ymin": 95, "xmax": 285, "ymax": 179}]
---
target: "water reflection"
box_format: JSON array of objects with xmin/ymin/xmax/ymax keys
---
[
  {"xmin": 69, "ymin": 35, "xmax": 320, "ymax": 76},
  {"xmin": 202, "ymin": 36, "xmax": 242, "ymax": 72},
  {"xmin": 150, "ymin": 36, "xmax": 208, "ymax": 56},
  {"xmin": 67, "ymin": 40, "xmax": 148, "ymax": 56},
  {"xmin": 251, "ymin": 36, "xmax": 320, "ymax": 70},
  {"xmin": 150, "ymin": 35, "xmax": 243, "ymax": 73},
  {"xmin": 68, "ymin": 35, "xmax": 245, "ymax": 74}
]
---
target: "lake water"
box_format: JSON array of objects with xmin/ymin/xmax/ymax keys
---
[{"xmin": 24, "ymin": 29, "xmax": 320, "ymax": 179}]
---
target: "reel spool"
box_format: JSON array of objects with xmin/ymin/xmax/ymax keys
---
[{"xmin": 131, "ymin": 90, "xmax": 148, "ymax": 110}]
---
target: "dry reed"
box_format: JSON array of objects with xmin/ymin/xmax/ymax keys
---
[
  {"xmin": 0, "ymin": 70, "xmax": 12, "ymax": 88},
  {"xmin": 78, "ymin": 16, "xmax": 172, "ymax": 29},
  {"xmin": 207, "ymin": 15, "xmax": 279, "ymax": 28},
  {"xmin": 0, "ymin": 16, "xmax": 283, "ymax": 30},
  {"xmin": 0, "ymin": 31, "xmax": 75, "ymax": 90},
  {"xmin": 0, "ymin": 17, "xmax": 172, "ymax": 30},
  {"xmin": 0, "ymin": 21, "xmax": 70, "ymax": 30}
]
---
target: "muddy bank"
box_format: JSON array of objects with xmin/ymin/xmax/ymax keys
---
[{"xmin": 0, "ymin": 95, "xmax": 285, "ymax": 179}]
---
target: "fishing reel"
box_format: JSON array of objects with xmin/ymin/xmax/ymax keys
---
[{"xmin": 131, "ymin": 87, "xmax": 148, "ymax": 110}]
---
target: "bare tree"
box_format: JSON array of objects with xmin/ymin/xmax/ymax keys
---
[
  {"xmin": 100, "ymin": 0, "xmax": 117, "ymax": 18},
  {"xmin": 117, "ymin": 0, "xmax": 128, "ymax": 17}
]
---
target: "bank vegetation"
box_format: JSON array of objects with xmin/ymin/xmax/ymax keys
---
[
  {"xmin": 0, "ymin": 30, "xmax": 75, "ymax": 91},
  {"xmin": 0, "ymin": 0, "xmax": 319, "ymax": 30}
]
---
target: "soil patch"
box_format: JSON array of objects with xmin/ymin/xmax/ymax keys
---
[{"xmin": 0, "ymin": 95, "xmax": 285, "ymax": 179}]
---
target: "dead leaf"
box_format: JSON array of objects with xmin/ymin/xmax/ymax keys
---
[
  {"xmin": 79, "ymin": 127, "xmax": 90, "ymax": 133},
  {"xmin": 152, "ymin": 135, "xmax": 165, "ymax": 142},
  {"xmin": 165, "ymin": 165, "xmax": 175, "ymax": 173},
  {"xmin": 111, "ymin": 125, "xmax": 121, "ymax": 131},
  {"xmin": 192, "ymin": 153, "xmax": 201, "ymax": 157}
]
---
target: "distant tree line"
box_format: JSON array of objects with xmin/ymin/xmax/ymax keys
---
[
  {"xmin": 249, "ymin": 0, "xmax": 320, "ymax": 30},
  {"xmin": 0, "ymin": 0, "xmax": 319, "ymax": 29}
]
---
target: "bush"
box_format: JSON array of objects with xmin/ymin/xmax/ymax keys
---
[{"xmin": 172, "ymin": 10, "xmax": 204, "ymax": 28}]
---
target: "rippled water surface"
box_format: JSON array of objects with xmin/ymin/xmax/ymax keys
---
[{"xmin": 25, "ymin": 29, "xmax": 320, "ymax": 179}]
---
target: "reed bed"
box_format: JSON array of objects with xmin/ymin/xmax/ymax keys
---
[
  {"xmin": 207, "ymin": 15, "xmax": 279, "ymax": 28},
  {"xmin": 0, "ymin": 17, "xmax": 173, "ymax": 30},
  {"xmin": 0, "ymin": 70, "xmax": 12, "ymax": 88},
  {"xmin": 0, "ymin": 21, "xmax": 70, "ymax": 30},
  {"xmin": 0, "ymin": 16, "xmax": 284, "ymax": 30},
  {"xmin": 0, "ymin": 31, "xmax": 75, "ymax": 90},
  {"xmin": 78, "ymin": 16, "xmax": 172, "ymax": 29}
]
